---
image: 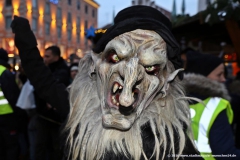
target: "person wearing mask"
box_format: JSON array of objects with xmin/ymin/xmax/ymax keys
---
[
  {"xmin": 0, "ymin": 48, "xmax": 22, "ymax": 160},
  {"xmin": 183, "ymin": 52, "xmax": 240, "ymax": 159},
  {"xmin": 11, "ymin": 10, "xmax": 204, "ymax": 159}
]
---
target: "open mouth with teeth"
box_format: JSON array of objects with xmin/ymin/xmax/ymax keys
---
[{"xmin": 108, "ymin": 82, "xmax": 140, "ymax": 115}]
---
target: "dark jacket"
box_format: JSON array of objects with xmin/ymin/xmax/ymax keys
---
[
  {"xmin": 48, "ymin": 57, "xmax": 70, "ymax": 87},
  {"xmin": 34, "ymin": 57, "xmax": 70, "ymax": 123},
  {"xmin": 12, "ymin": 16, "xmax": 203, "ymax": 160},
  {"xmin": 183, "ymin": 73, "xmax": 240, "ymax": 159},
  {"xmin": 20, "ymin": 47, "xmax": 69, "ymax": 123}
]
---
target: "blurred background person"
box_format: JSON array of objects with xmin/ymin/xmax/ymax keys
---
[
  {"xmin": 33, "ymin": 45, "xmax": 70, "ymax": 160},
  {"xmin": 44, "ymin": 46, "xmax": 70, "ymax": 86},
  {"xmin": 182, "ymin": 52, "xmax": 240, "ymax": 159},
  {"xmin": 69, "ymin": 53, "xmax": 81, "ymax": 65},
  {"xmin": 228, "ymin": 71, "xmax": 240, "ymax": 149},
  {"xmin": 69, "ymin": 63, "xmax": 79, "ymax": 84},
  {"xmin": 0, "ymin": 48, "xmax": 24, "ymax": 160},
  {"xmin": 180, "ymin": 47, "xmax": 197, "ymax": 69},
  {"xmin": 16, "ymin": 65, "xmax": 37, "ymax": 160}
]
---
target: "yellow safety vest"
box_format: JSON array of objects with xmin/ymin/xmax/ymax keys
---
[
  {"xmin": 190, "ymin": 97, "xmax": 233, "ymax": 160},
  {"xmin": 0, "ymin": 65, "xmax": 13, "ymax": 115}
]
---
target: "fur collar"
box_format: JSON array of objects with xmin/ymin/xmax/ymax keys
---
[{"xmin": 182, "ymin": 73, "xmax": 231, "ymax": 101}]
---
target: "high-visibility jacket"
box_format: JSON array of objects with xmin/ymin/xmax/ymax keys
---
[
  {"xmin": 0, "ymin": 65, "xmax": 13, "ymax": 115},
  {"xmin": 190, "ymin": 97, "xmax": 233, "ymax": 160}
]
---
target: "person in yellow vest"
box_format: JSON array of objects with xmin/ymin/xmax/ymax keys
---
[
  {"xmin": 182, "ymin": 51, "xmax": 240, "ymax": 159},
  {"xmin": 0, "ymin": 48, "xmax": 21, "ymax": 160}
]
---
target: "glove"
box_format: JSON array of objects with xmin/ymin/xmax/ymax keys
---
[
  {"xmin": 11, "ymin": 15, "xmax": 31, "ymax": 34},
  {"xmin": 11, "ymin": 15, "xmax": 37, "ymax": 51}
]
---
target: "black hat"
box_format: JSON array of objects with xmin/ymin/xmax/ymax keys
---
[
  {"xmin": 185, "ymin": 52, "xmax": 223, "ymax": 77},
  {"xmin": 0, "ymin": 48, "xmax": 11, "ymax": 69},
  {"xmin": 0, "ymin": 48, "xmax": 9, "ymax": 62},
  {"xmin": 93, "ymin": 5, "xmax": 183, "ymax": 79},
  {"xmin": 236, "ymin": 71, "xmax": 240, "ymax": 80}
]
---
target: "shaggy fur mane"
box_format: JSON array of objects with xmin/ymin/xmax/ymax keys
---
[{"xmin": 64, "ymin": 54, "xmax": 192, "ymax": 160}]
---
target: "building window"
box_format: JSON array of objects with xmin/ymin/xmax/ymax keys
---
[
  {"xmin": 206, "ymin": 0, "xmax": 211, "ymax": 5},
  {"xmin": 68, "ymin": 29, "xmax": 71, "ymax": 41},
  {"xmin": 50, "ymin": 0, "xmax": 59, "ymax": 4},
  {"xmin": 68, "ymin": 0, "xmax": 71, "ymax": 5},
  {"xmin": 92, "ymin": 9, "xmax": 95, "ymax": 18},
  {"xmin": 5, "ymin": 16, "xmax": 12, "ymax": 29},
  {"xmin": 45, "ymin": 22, "xmax": 50, "ymax": 35},
  {"xmin": 84, "ymin": 20, "xmax": 88, "ymax": 29},
  {"xmin": 57, "ymin": 26, "xmax": 61, "ymax": 38},
  {"xmin": 132, "ymin": 0, "xmax": 135, "ymax": 5},
  {"xmin": 32, "ymin": 0, "xmax": 37, "ymax": 8},
  {"xmin": 77, "ymin": 16, "xmax": 80, "ymax": 27},
  {"xmin": 77, "ymin": 31, "xmax": 80, "ymax": 43},
  {"xmin": 85, "ymin": 5, "xmax": 88, "ymax": 14},
  {"xmin": 138, "ymin": 0, "xmax": 142, "ymax": 5},
  {"xmin": 32, "ymin": 17, "xmax": 37, "ymax": 31},
  {"xmin": 67, "ymin": 12, "xmax": 71, "ymax": 23},
  {"xmin": 84, "ymin": 20, "xmax": 88, "ymax": 48},
  {"xmin": 57, "ymin": 8, "xmax": 62, "ymax": 19},
  {"xmin": 85, "ymin": 37, "xmax": 88, "ymax": 48},
  {"xmin": 5, "ymin": 0, "xmax": 12, "ymax": 6},
  {"xmin": 77, "ymin": 0, "xmax": 80, "ymax": 10},
  {"xmin": 45, "ymin": 2, "xmax": 50, "ymax": 15}
]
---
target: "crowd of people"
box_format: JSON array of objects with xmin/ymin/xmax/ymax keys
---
[
  {"xmin": 0, "ymin": 45, "xmax": 79, "ymax": 160},
  {"xmin": 0, "ymin": 5, "xmax": 240, "ymax": 160}
]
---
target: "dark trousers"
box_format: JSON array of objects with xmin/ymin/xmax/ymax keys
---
[
  {"xmin": 28, "ymin": 115, "xmax": 37, "ymax": 160},
  {"xmin": 0, "ymin": 128, "xmax": 19, "ymax": 160},
  {"xmin": 34, "ymin": 116, "xmax": 62, "ymax": 160}
]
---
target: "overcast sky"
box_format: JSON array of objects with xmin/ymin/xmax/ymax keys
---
[{"xmin": 95, "ymin": 0, "xmax": 199, "ymax": 28}]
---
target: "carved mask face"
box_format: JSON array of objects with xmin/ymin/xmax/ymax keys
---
[{"xmin": 92, "ymin": 29, "xmax": 179, "ymax": 130}]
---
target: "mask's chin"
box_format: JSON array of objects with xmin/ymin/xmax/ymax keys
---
[{"xmin": 102, "ymin": 113, "xmax": 135, "ymax": 130}]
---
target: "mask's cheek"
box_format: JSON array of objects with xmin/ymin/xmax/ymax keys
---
[
  {"xmin": 94, "ymin": 63, "xmax": 111, "ymax": 101},
  {"xmin": 144, "ymin": 73, "xmax": 164, "ymax": 92},
  {"xmin": 136, "ymin": 74, "xmax": 165, "ymax": 111}
]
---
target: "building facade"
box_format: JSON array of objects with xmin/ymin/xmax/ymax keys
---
[
  {"xmin": 0, "ymin": 0, "xmax": 99, "ymax": 60},
  {"xmin": 131, "ymin": 0, "xmax": 171, "ymax": 20}
]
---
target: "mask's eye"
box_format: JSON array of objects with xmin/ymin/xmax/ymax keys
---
[
  {"xmin": 112, "ymin": 54, "xmax": 120, "ymax": 62},
  {"xmin": 146, "ymin": 66, "xmax": 156, "ymax": 72},
  {"xmin": 107, "ymin": 50, "xmax": 120, "ymax": 63},
  {"xmin": 145, "ymin": 65, "xmax": 160, "ymax": 75}
]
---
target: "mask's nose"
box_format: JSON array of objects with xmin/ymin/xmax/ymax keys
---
[{"xmin": 119, "ymin": 58, "xmax": 140, "ymax": 107}]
